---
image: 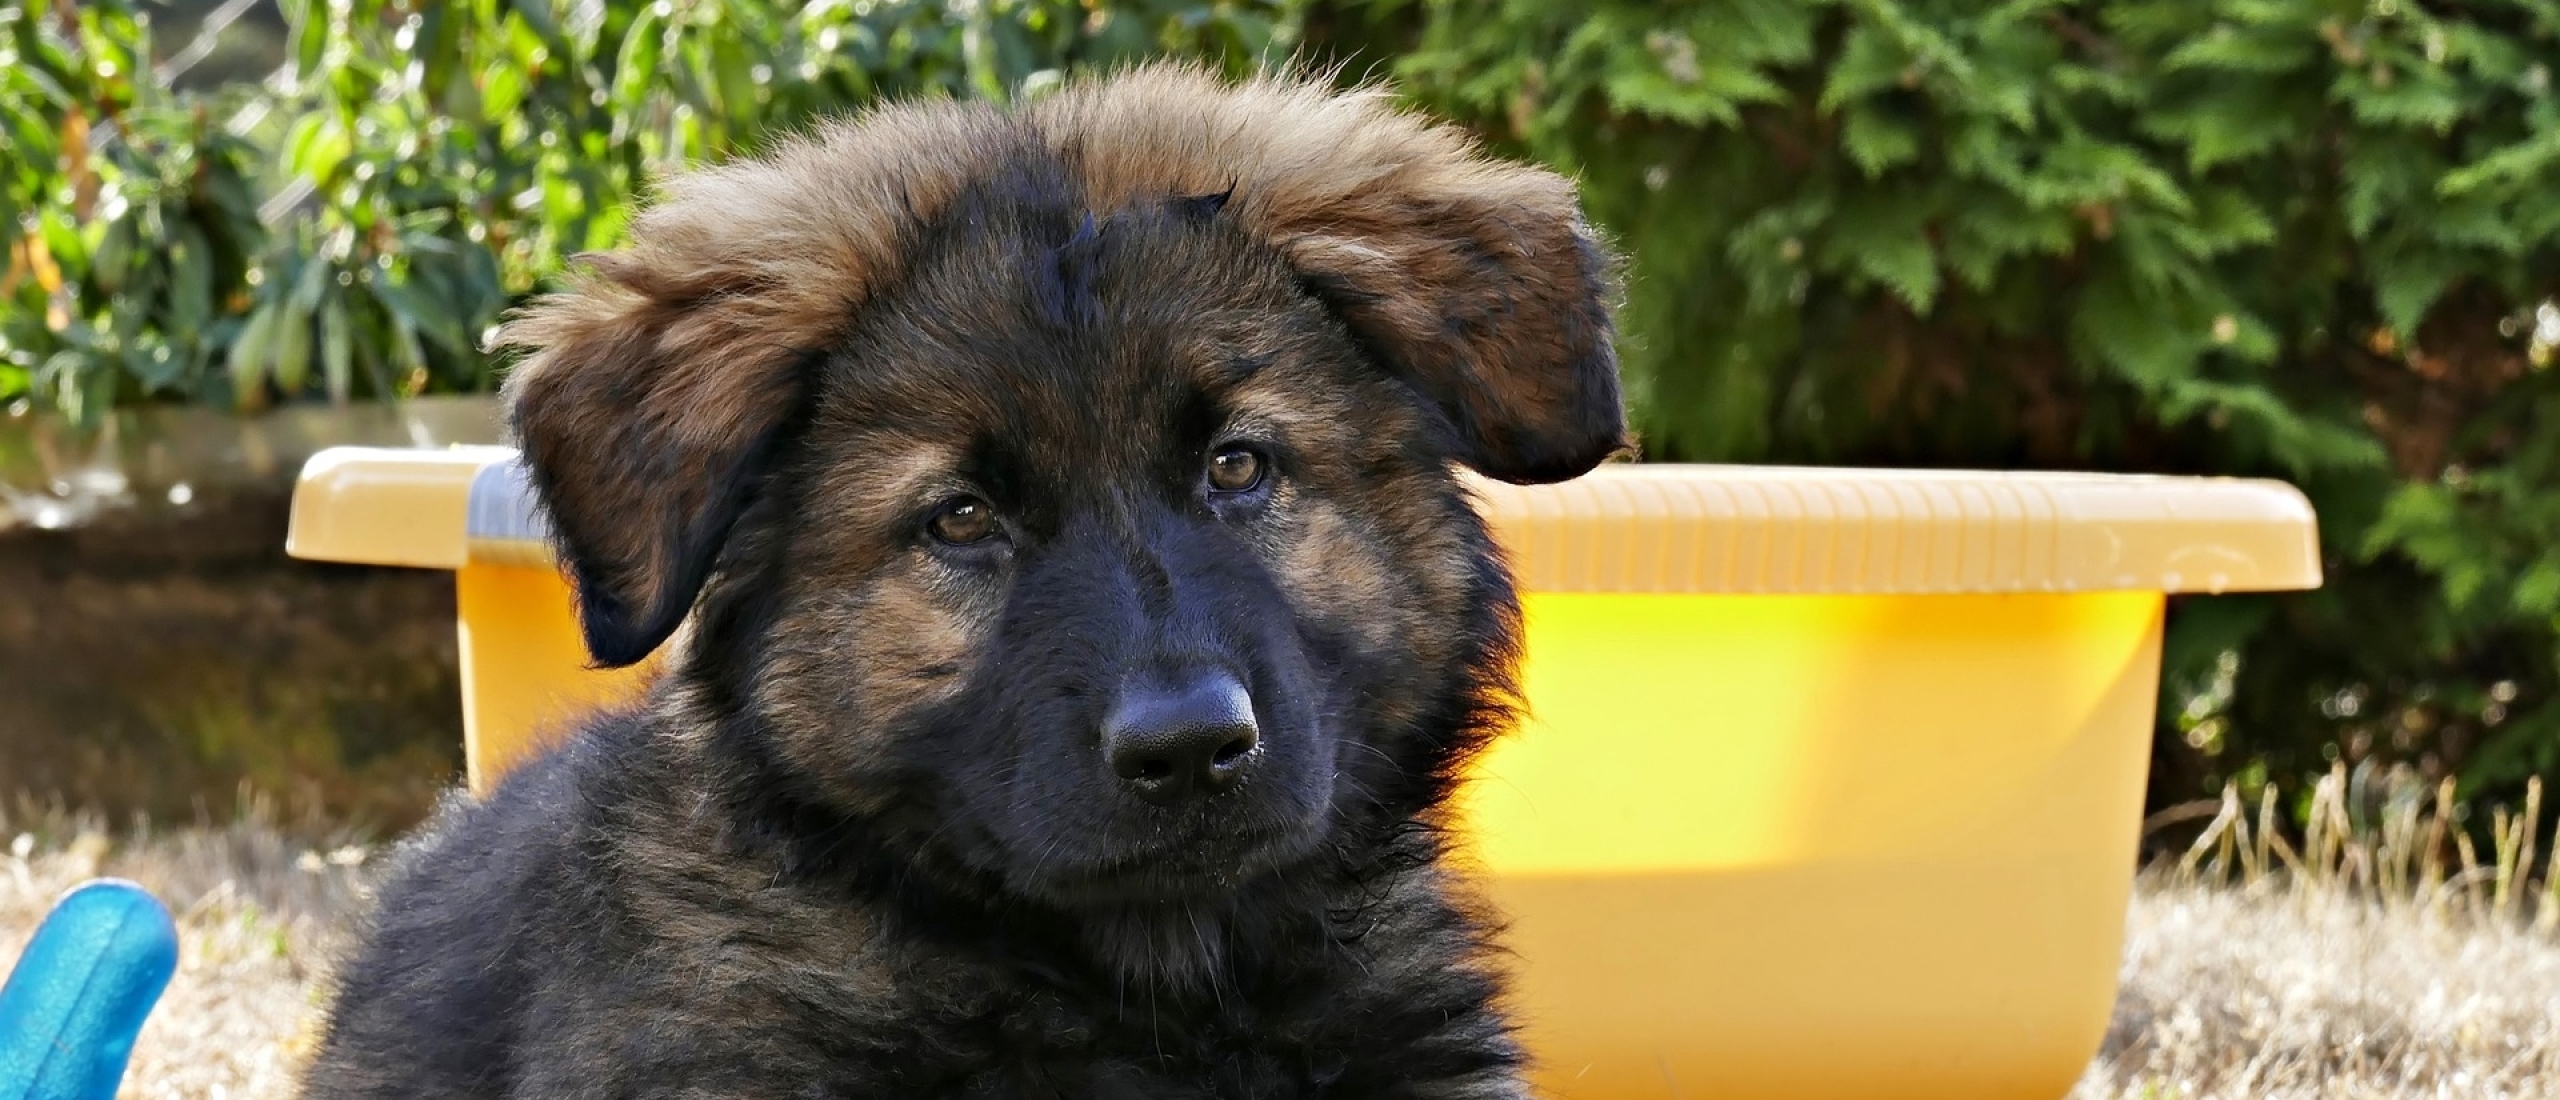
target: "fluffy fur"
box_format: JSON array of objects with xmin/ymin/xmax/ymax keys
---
[{"xmin": 298, "ymin": 63, "xmax": 1627, "ymax": 1100}]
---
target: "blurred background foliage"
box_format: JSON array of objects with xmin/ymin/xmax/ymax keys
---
[
  {"xmin": 2, "ymin": 0, "xmax": 1290, "ymax": 421},
  {"xmin": 7, "ymin": 0, "xmax": 2560, "ymax": 828},
  {"xmin": 1303, "ymin": 0, "xmax": 2560, "ymax": 826}
]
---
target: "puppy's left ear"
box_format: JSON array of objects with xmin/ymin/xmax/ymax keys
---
[
  {"xmin": 1056, "ymin": 69, "xmax": 1630, "ymax": 485},
  {"xmin": 1266, "ymin": 167, "xmax": 1630, "ymax": 486}
]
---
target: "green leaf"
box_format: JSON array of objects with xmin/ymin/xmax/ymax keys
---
[
  {"xmin": 370, "ymin": 274, "xmax": 473, "ymax": 358},
  {"xmin": 2155, "ymin": 377, "xmax": 2385, "ymax": 475},
  {"xmin": 566, "ymin": 0, "xmax": 607, "ymax": 59},
  {"xmin": 2516, "ymin": 558, "xmax": 2560, "ymax": 617},
  {"xmin": 389, "ymin": 311, "xmax": 429, "ymax": 389},
  {"xmin": 36, "ymin": 350, "xmax": 85, "ymax": 398},
  {"xmin": 1947, "ymin": 188, "xmax": 2075, "ymax": 259},
  {"xmin": 1822, "ymin": 190, "xmax": 1940, "ymax": 312},
  {"xmin": 2373, "ymin": 250, "xmax": 2465, "ymax": 338},
  {"xmin": 76, "ymin": 350, "xmax": 120, "ymax": 426},
  {"xmin": 321, "ymin": 295, "xmax": 353, "ymax": 404},
  {"xmin": 228, "ymin": 301, "xmax": 279, "ymax": 411},
  {"xmin": 285, "ymin": 113, "xmax": 351, "ymax": 188},
  {"xmin": 1819, "ymin": 24, "xmax": 1906, "ymax": 111},
  {"xmin": 2145, "ymin": 83, "xmax": 2307, "ymax": 171},
  {"xmin": 1604, "ymin": 64, "xmax": 1775, "ymax": 127},
  {"xmin": 2439, "ymin": 128, "xmax": 2560, "ymax": 198},
  {"xmin": 2342, "ymin": 139, "xmax": 2431, "ymax": 238},
  {"xmin": 2188, "ymin": 188, "xmax": 2276, "ymax": 253},
  {"xmin": 90, "ymin": 218, "xmax": 134, "ymax": 295},
  {"xmin": 610, "ymin": 9, "xmax": 666, "ymax": 124},
  {"xmin": 1860, "ymin": 232, "xmax": 1940, "ymax": 313},
  {"xmin": 291, "ymin": 253, "xmax": 334, "ymax": 314},
  {"xmin": 1840, "ymin": 102, "xmax": 1921, "ymax": 177},
  {"xmin": 483, "ymin": 61, "xmax": 528, "ymax": 120},
  {"xmin": 2361, "ymin": 483, "xmax": 2457, "ymax": 562},
  {"xmin": 2035, "ymin": 136, "xmax": 2191, "ymax": 215},
  {"xmin": 285, "ymin": 0, "xmax": 326, "ymax": 83},
  {"xmin": 2342, "ymin": 67, "xmax": 2466, "ymax": 130},
  {"xmin": 418, "ymin": 4, "xmax": 465, "ymax": 105},
  {"xmin": 2073, "ymin": 264, "xmax": 2196, "ymax": 386},
  {"xmin": 711, "ymin": 34, "xmax": 764, "ymax": 132},
  {"xmin": 507, "ymin": 0, "xmax": 568, "ymax": 51},
  {"xmin": 168, "ymin": 225, "xmax": 213, "ymax": 343},
  {"xmin": 271, "ymin": 296, "xmax": 313, "ymax": 397},
  {"xmin": 2163, "ymin": 26, "xmax": 2314, "ymax": 75},
  {"xmin": 2427, "ymin": 192, "xmax": 2522, "ymax": 254}
]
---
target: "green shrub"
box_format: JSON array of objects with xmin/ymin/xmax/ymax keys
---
[
  {"xmin": 2, "ymin": 3, "xmax": 271, "ymax": 420},
  {"xmin": 1307, "ymin": 0, "xmax": 2560, "ymax": 812},
  {"xmin": 18, "ymin": 0, "xmax": 2560, "ymax": 822},
  {"xmin": 2, "ymin": 0, "xmax": 1296, "ymax": 422}
]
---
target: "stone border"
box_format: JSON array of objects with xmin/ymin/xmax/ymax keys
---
[{"xmin": 0, "ymin": 396, "xmax": 506, "ymax": 532}]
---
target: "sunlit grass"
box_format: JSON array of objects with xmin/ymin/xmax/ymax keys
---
[
  {"xmin": 9, "ymin": 772, "xmax": 2560, "ymax": 1100},
  {"xmin": 0, "ymin": 791, "xmax": 366, "ymax": 1100},
  {"xmin": 2077, "ymin": 764, "xmax": 2560, "ymax": 1099}
]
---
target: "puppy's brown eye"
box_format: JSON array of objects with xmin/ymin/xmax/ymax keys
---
[
  {"xmin": 1206, "ymin": 446, "xmax": 1265, "ymax": 494},
  {"xmin": 927, "ymin": 497, "xmax": 997, "ymax": 545}
]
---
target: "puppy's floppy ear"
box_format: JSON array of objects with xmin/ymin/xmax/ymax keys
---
[
  {"xmin": 1046, "ymin": 65, "xmax": 1630, "ymax": 485},
  {"xmin": 1276, "ymin": 187, "xmax": 1627, "ymax": 485},
  {"xmin": 493, "ymin": 260, "xmax": 806, "ymax": 670},
  {"xmin": 493, "ymin": 101, "xmax": 1002, "ymax": 667}
]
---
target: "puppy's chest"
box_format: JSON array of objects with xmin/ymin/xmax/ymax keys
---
[
  {"xmin": 723, "ymin": 940, "xmax": 1375, "ymax": 1099},
  {"xmin": 636, "ymin": 863, "xmax": 1454, "ymax": 1096},
  {"xmin": 900, "ymin": 988, "xmax": 1365, "ymax": 1100}
]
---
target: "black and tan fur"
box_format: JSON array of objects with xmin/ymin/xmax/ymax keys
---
[{"xmin": 298, "ymin": 64, "xmax": 1627, "ymax": 1100}]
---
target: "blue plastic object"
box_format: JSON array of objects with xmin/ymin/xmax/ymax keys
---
[{"xmin": 0, "ymin": 879, "xmax": 179, "ymax": 1100}]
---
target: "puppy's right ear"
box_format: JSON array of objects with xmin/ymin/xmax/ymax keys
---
[
  {"xmin": 494, "ymin": 258, "xmax": 810, "ymax": 669},
  {"xmin": 493, "ymin": 102, "xmax": 1001, "ymax": 668}
]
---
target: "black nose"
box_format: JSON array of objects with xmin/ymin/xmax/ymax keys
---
[{"xmin": 1104, "ymin": 670, "xmax": 1261, "ymax": 806}]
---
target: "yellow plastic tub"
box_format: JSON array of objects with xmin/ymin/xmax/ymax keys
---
[{"xmin": 286, "ymin": 448, "xmax": 2322, "ymax": 1100}]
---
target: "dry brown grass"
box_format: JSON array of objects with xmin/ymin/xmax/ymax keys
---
[
  {"xmin": 0, "ymin": 792, "xmax": 370, "ymax": 1100},
  {"xmin": 8, "ymin": 768, "xmax": 2560, "ymax": 1100},
  {"xmin": 2077, "ymin": 876, "xmax": 2560, "ymax": 1099},
  {"xmin": 2074, "ymin": 764, "xmax": 2560, "ymax": 1099}
]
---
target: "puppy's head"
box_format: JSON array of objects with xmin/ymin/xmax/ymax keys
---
[{"xmin": 495, "ymin": 65, "xmax": 1625, "ymax": 909}]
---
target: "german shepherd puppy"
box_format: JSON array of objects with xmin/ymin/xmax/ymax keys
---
[{"xmin": 299, "ymin": 64, "xmax": 1625, "ymax": 1100}]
